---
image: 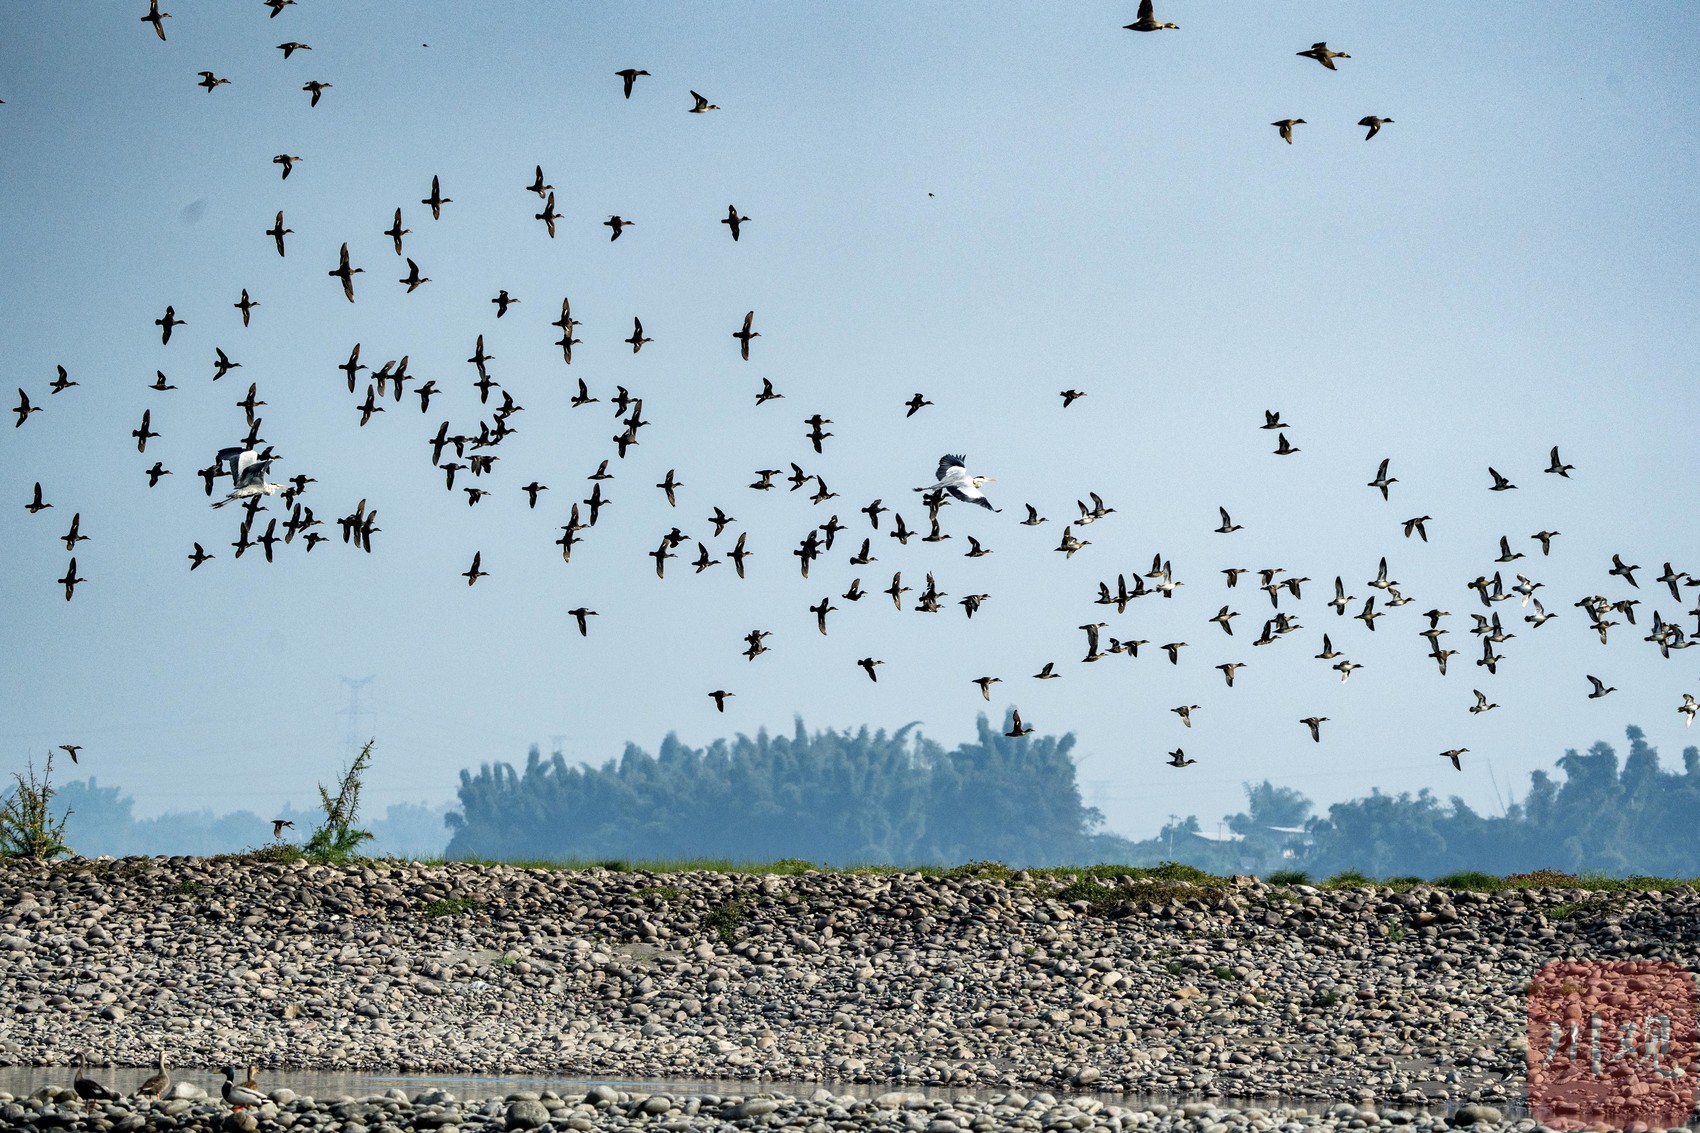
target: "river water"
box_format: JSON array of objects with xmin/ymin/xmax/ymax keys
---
[{"xmin": 0, "ymin": 1066, "xmax": 1508, "ymax": 1118}]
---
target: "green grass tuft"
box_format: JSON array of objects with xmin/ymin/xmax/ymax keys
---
[
  {"xmin": 702, "ymin": 899, "xmax": 746, "ymax": 944},
  {"xmin": 1431, "ymin": 870, "xmax": 1504, "ymax": 892}
]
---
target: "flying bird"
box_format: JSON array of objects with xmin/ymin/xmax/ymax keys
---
[
  {"xmin": 277, "ymin": 41, "xmax": 310, "ymax": 58},
  {"xmin": 1546, "ymin": 446, "xmax": 1574, "ymax": 477},
  {"xmin": 604, "ymin": 215, "xmax": 633, "ymax": 240},
  {"xmin": 1005, "ymin": 709, "xmax": 1034, "ymax": 738},
  {"xmin": 271, "ymin": 819, "xmax": 294, "ymax": 840},
  {"xmin": 535, "ymin": 192, "xmax": 559, "ymax": 237},
  {"xmin": 1585, "ymin": 675, "xmax": 1615, "ymax": 699},
  {"xmin": 1300, "ymin": 716, "xmax": 1328, "ymax": 743},
  {"xmin": 303, "ymin": 80, "xmax": 331, "ymax": 106},
  {"xmin": 1124, "ymin": 0, "xmax": 1178, "ymax": 31},
  {"xmin": 142, "ymin": 0, "xmax": 170, "ymax": 40},
  {"xmin": 709, "ymin": 690, "xmax": 734, "ymax": 712},
  {"xmin": 857, "ymin": 658, "xmax": 883, "ymax": 682},
  {"xmin": 400, "ymin": 258, "xmax": 429, "ymax": 292},
  {"xmin": 422, "ymin": 175, "xmax": 451, "ymax": 219},
  {"xmin": 689, "ymin": 90, "xmax": 719, "ymax": 113},
  {"xmin": 272, "ymin": 153, "xmax": 301, "ymax": 179},
  {"xmin": 155, "ymin": 305, "xmax": 184, "ymax": 344},
  {"xmin": 1297, "ymin": 42, "xmax": 1351, "ymax": 70},
  {"xmin": 1167, "ymin": 749, "xmax": 1195, "ymax": 768},
  {"xmin": 210, "ymin": 446, "xmax": 284, "ymax": 508},
  {"xmin": 329, "ymin": 243, "xmax": 362, "ymax": 302},
  {"xmin": 59, "ymin": 744, "xmax": 82, "ymax": 764},
  {"xmin": 58, "ymin": 558, "xmax": 85, "ymax": 601},
  {"xmin": 235, "ymin": 289, "xmax": 258, "ymax": 325},
  {"xmin": 916, "ymin": 454, "xmax": 999, "ymax": 512},
  {"xmin": 1440, "ymin": 748, "xmax": 1469, "ymax": 771},
  {"xmin": 569, "ymin": 607, "xmax": 597, "ymax": 637},
  {"xmin": 132, "ymin": 409, "xmax": 158, "ymax": 452},
  {"xmin": 734, "ymin": 311, "xmax": 759, "ymax": 359},
  {"xmin": 1272, "ymin": 119, "xmax": 1306, "ymax": 144},
  {"xmin": 616, "ymin": 68, "xmax": 649, "ymax": 98},
  {"xmin": 1367, "ymin": 458, "xmax": 1397, "ymax": 500},
  {"xmin": 722, "ymin": 205, "xmax": 749, "ymax": 241},
  {"xmin": 196, "ymin": 71, "xmax": 230, "ymax": 92},
  {"xmin": 1358, "ymin": 116, "xmax": 1393, "ymax": 140},
  {"xmin": 1487, "ymin": 467, "xmax": 1517, "ymax": 491}
]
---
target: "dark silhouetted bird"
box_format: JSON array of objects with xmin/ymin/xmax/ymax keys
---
[
  {"xmin": 142, "ymin": 0, "xmax": 170, "ymax": 40},
  {"xmin": 422, "ymin": 175, "xmax": 451, "ymax": 219},
  {"xmin": 721, "ymin": 204, "xmax": 749, "ymax": 241},
  {"xmin": 1297, "ymin": 42, "xmax": 1350, "ymax": 70},
  {"xmin": 329, "ymin": 243, "xmax": 362, "ymax": 302}
]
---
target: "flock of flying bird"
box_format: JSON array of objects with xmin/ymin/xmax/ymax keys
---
[{"xmin": 10, "ymin": 1, "xmax": 1699, "ymax": 844}]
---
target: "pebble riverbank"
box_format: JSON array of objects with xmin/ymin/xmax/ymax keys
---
[{"xmin": 1, "ymin": 857, "xmax": 1691, "ymax": 1114}]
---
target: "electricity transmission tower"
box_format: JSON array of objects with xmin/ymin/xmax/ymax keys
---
[{"xmin": 338, "ymin": 675, "xmax": 377, "ymax": 758}]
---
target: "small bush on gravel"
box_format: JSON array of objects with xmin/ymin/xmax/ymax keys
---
[
  {"xmin": 0, "ymin": 751, "xmax": 73, "ymax": 860},
  {"xmin": 1056, "ymin": 878, "xmax": 1119, "ymax": 909},
  {"xmin": 305, "ymin": 739, "xmax": 376, "ymax": 865},
  {"xmin": 1432, "ymin": 871, "xmax": 1504, "ymax": 892},
  {"xmin": 946, "ymin": 860, "xmax": 1013, "ymax": 880},
  {"xmin": 1140, "ymin": 861, "xmax": 1219, "ymax": 884},
  {"xmin": 1504, "ymin": 869, "xmax": 1584, "ymax": 887},
  {"xmin": 1321, "ymin": 870, "xmax": 1373, "ymax": 888},
  {"xmin": 702, "ymin": 899, "xmax": 746, "ymax": 943},
  {"xmin": 1266, "ymin": 869, "xmax": 1309, "ymax": 885},
  {"xmin": 424, "ymin": 896, "xmax": 485, "ymax": 918}
]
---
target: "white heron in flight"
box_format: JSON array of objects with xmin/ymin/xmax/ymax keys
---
[
  {"xmin": 916, "ymin": 454, "xmax": 1000, "ymax": 512},
  {"xmin": 210, "ymin": 446, "xmax": 284, "ymax": 508}
]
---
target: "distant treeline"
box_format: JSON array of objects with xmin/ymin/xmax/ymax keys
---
[
  {"xmin": 1153, "ymin": 726, "xmax": 1700, "ymax": 880},
  {"xmin": 445, "ymin": 716, "xmax": 1131, "ymax": 867},
  {"xmin": 40, "ymin": 779, "xmax": 452, "ymax": 860},
  {"xmin": 20, "ymin": 724, "xmax": 1696, "ymax": 878}
]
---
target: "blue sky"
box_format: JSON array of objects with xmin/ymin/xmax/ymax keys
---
[{"xmin": 3, "ymin": 3, "xmax": 1698, "ymax": 847}]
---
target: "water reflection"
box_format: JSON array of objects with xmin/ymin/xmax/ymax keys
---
[{"xmin": 0, "ymin": 1066, "xmax": 1514, "ymax": 1119}]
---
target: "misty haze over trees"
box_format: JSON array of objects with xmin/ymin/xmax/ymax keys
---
[{"xmin": 13, "ymin": 723, "xmax": 1697, "ymax": 878}]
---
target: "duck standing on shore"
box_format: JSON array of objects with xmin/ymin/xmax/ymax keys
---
[
  {"xmin": 222, "ymin": 1064, "xmax": 267, "ymax": 1110},
  {"xmin": 74, "ymin": 1052, "xmax": 120, "ymax": 1109},
  {"xmin": 134, "ymin": 1051, "xmax": 169, "ymax": 1098}
]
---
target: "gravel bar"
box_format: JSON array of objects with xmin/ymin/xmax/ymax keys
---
[{"xmin": 1, "ymin": 857, "xmax": 1688, "ymax": 1118}]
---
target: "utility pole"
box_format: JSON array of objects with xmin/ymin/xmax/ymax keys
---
[{"xmin": 338, "ymin": 675, "xmax": 376, "ymax": 758}]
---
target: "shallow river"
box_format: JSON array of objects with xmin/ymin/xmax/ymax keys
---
[{"xmin": 0, "ymin": 1066, "xmax": 1509, "ymax": 1118}]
